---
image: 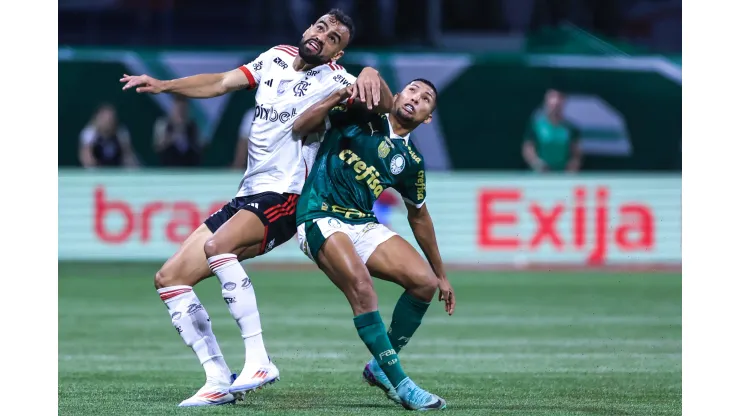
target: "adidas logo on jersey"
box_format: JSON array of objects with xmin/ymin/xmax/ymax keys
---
[
  {"xmin": 247, "ymin": 202, "xmax": 259, "ymax": 209},
  {"xmin": 264, "ymin": 79, "xmax": 273, "ymax": 87}
]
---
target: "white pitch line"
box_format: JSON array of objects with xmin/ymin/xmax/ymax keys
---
[
  {"xmin": 59, "ymin": 337, "xmax": 681, "ymax": 349},
  {"xmin": 102, "ymin": 315, "xmax": 682, "ymax": 327},
  {"xmin": 61, "ymin": 351, "xmax": 681, "ymax": 362}
]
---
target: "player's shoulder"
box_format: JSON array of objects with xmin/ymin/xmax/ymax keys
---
[
  {"xmin": 402, "ymin": 139, "xmax": 424, "ymax": 167},
  {"xmin": 321, "ymin": 61, "xmax": 356, "ymax": 85},
  {"xmin": 252, "ymin": 45, "xmax": 297, "ymax": 71},
  {"xmin": 270, "ymin": 45, "xmax": 299, "ymax": 58}
]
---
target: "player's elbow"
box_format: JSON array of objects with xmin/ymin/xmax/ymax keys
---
[
  {"xmin": 292, "ymin": 119, "xmax": 311, "ymax": 136},
  {"xmin": 213, "ymin": 73, "xmax": 233, "ymax": 96},
  {"xmin": 214, "ymin": 81, "xmax": 229, "ymax": 97}
]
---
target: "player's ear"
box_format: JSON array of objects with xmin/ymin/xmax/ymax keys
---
[
  {"xmin": 423, "ymin": 114, "xmax": 433, "ymax": 124},
  {"xmin": 332, "ymin": 50, "xmax": 345, "ymax": 62}
]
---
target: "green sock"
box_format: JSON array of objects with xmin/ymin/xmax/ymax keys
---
[
  {"xmin": 354, "ymin": 311, "xmax": 408, "ymax": 388},
  {"xmin": 388, "ymin": 291, "xmax": 431, "ymax": 353}
]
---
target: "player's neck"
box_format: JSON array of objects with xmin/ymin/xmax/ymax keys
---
[
  {"xmin": 389, "ymin": 114, "xmax": 415, "ymax": 138},
  {"xmin": 292, "ymin": 56, "xmax": 317, "ymax": 72}
]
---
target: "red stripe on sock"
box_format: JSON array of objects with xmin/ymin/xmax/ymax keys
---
[
  {"xmin": 209, "ymin": 256, "xmax": 237, "ymax": 271},
  {"xmin": 159, "ymin": 288, "xmax": 192, "ymax": 301}
]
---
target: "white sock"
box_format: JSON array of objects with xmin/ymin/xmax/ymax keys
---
[
  {"xmin": 157, "ymin": 285, "xmax": 233, "ymax": 384},
  {"xmin": 208, "ymin": 254, "xmax": 271, "ymax": 367}
]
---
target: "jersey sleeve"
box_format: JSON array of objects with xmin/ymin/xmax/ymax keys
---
[
  {"xmin": 326, "ymin": 65, "xmax": 358, "ymax": 94},
  {"xmin": 397, "ymin": 157, "xmax": 427, "ymax": 209},
  {"xmin": 238, "ymin": 50, "xmax": 273, "ymax": 90},
  {"xmin": 323, "ymin": 103, "xmax": 370, "ymax": 131}
]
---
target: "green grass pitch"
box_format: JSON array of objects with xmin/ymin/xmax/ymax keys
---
[{"xmin": 58, "ymin": 262, "xmax": 681, "ymax": 415}]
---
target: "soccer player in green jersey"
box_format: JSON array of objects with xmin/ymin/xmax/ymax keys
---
[
  {"xmin": 522, "ymin": 89, "xmax": 582, "ymax": 172},
  {"xmin": 292, "ymin": 79, "xmax": 455, "ymax": 411}
]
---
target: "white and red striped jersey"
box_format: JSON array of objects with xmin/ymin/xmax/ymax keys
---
[{"xmin": 235, "ymin": 45, "xmax": 357, "ymax": 197}]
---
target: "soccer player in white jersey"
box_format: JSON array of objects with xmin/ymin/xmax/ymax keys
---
[{"xmin": 120, "ymin": 9, "xmax": 393, "ymax": 407}]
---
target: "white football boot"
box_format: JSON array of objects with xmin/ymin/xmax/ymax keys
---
[
  {"xmin": 229, "ymin": 358, "xmax": 280, "ymax": 395},
  {"xmin": 363, "ymin": 358, "xmax": 401, "ymax": 404},
  {"xmin": 178, "ymin": 374, "xmax": 239, "ymax": 407}
]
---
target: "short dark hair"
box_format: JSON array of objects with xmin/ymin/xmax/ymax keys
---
[
  {"xmin": 327, "ymin": 8, "xmax": 355, "ymax": 43},
  {"xmin": 409, "ymin": 78, "xmax": 438, "ymax": 97}
]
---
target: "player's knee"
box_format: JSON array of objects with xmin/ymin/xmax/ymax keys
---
[
  {"xmin": 346, "ymin": 275, "xmax": 378, "ymax": 313},
  {"xmin": 154, "ymin": 268, "xmax": 173, "ymax": 290},
  {"xmin": 406, "ymin": 271, "xmax": 437, "ymax": 302},
  {"xmin": 203, "ymin": 237, "xmax": 225, "ymax": 258}
]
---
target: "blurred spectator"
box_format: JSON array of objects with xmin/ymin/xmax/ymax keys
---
[
  {"xmin": 153, "ymin": 96, "xmax": 201, "ymax": 167},
  {"xmin": 231, "ymin": 108, "xmax": 255, "ymax": 170},
  {"xmin": 373, "ymin": 189, "xmax": 401, "ymax": 229},
  {"xmin": 79, "ymin": 103, "xmax": 139, "ymax": 168},
  {"xmin": 522, "ymin": 89, "xmax": 581, "ymax": 172}
]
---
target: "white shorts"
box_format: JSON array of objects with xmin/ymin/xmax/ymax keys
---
[{"xmin": 297, "ymin": 217, "xmax": 397, "ymax": 264}]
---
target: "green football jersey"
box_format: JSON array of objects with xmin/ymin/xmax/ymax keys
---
[
  {"xmin": 525, "ymin": 114, "xmax": 579, "ymax": 171},
  {"xmin": 297, "ymin": 104, "xmax": 426, "ymax": 225}
]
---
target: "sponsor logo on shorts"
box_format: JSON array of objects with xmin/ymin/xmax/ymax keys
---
[
  {"xmin": 224, "ymin": 297, "xmax": 236, "ymax": 304},
  {"xmin": 223, "ymin": 282, "xmax": 237, "ymax": 291},
  {"xmin": 171, "ymin": 312, "xmax": 182, "ymax": 320},
  {"xmin": 328, "ymin": 218, "xmax": 342, "ymax": 228}
]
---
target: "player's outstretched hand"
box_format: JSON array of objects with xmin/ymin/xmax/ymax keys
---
[
  {"xmin": 120, "ymin": 74, "xmax": 165, "ymax": 94},
  {"xmin": 438, "ymin": 277, "xmax": 455, "ymax": 315},
  {"xmin": 353, "ymin": 67, "xmax": 382, "ymax": 110}
]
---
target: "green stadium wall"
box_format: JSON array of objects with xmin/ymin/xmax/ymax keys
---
[{"xmin": 58, "ymin": 48, "xmax": 681, "ymax": 171}]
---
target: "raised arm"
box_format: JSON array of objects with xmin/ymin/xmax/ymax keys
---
[
  {"xmin": 292, "ymin": 85, "xmax": 353, "ymax": 136},
  {"xmin": 120, "ymin": 68, "xmax": 251, "ymax": 99}
]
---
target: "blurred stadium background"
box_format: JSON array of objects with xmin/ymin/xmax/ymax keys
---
[{"xmin": 58, "ymin": 1, "xmax": 682, "ymax": 415}]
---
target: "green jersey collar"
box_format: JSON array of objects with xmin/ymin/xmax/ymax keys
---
[{"xmin": 385, "ymin": 114, "xmax": 410, "ymax": 145}]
